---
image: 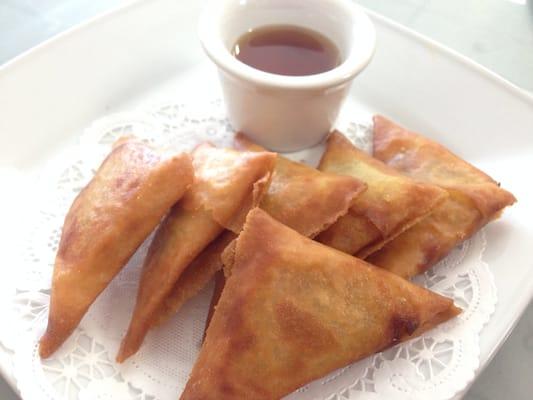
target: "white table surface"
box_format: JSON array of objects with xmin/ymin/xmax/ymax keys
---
[{"xmin": 1, "ymin": 1, "xmax": 531, "ymax": 399}]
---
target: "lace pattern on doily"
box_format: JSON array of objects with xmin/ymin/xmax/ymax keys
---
[{"xmin": 0, "ymin": 98, "xmax": 495, "ymax": 400}]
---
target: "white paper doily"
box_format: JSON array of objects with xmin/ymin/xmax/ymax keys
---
[{"xmin": 0, "ymin": 98, "xmax": 495, "ymax": 400}]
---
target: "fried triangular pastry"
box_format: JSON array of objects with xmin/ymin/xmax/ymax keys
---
[
  {"xmin": 180, "ymin": 209, "xmax": 460, "ymax": 400},
  {"xmin": 317, "ymin": 132, "xmax": 448, "ymax": 258},
  {"xmin": 366, "ymin": 115, "xmax": 516, "ymax": 278},
  {"xmin": 39, "ymin": 138, "xmax": 194, "ymax": 358},
  {"xmin": 234, "ymin": 133, "xmax": 367, "ymax": 237},
  {"xmin": 116, "ymin": 144, "xmax": 275, "ymax": 362}
]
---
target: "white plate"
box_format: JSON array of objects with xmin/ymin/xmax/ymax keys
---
[{"xmin": 0, "ymin": 0, "xmax": 532, "ymax": 398}]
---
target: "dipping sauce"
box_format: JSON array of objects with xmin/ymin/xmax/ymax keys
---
[{"xmin": 232, "ymin": 25, "xmax": 341, "ymax": 76}]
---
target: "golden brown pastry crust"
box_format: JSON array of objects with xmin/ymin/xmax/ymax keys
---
[
  {"xmin": 234, "ymin": 133, "xmax": 367, "ymax": 237},
  {"xmin": 317, "ymin": 132, "xmax": 448, "ymax": 258},
  {"xmin": 39, "ymin": 138, "xmax": 194, "ymax": 358},
  {"xmin": 180, "ymin": 209, "xmax": 460, "ymax": 400},
  {"xmin": 181, "ymin": 144, "xmax": 276, "ymax": 227},
  {"xmin": 203, "ymin": 269, "xmax": 226, "ymax": 343},
  {"xmin": 116, "ymin": 144, "xmax": 276, "ymax": 362},
  {"xmin": 367, "ymin": 115, "xmax": 516, "ymax": 278},
  {"xmin": 153, "ymin": 231, "xmax": 236, "ymax": 327}
]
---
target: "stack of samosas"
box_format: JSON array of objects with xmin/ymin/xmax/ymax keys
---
[{"xmin": 39, "ymin": 117, "xmax": 515, "ymax": 400}]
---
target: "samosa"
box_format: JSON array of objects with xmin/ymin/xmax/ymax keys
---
[
  {"xmin": 317, "ymin": 132, "xmax": 447, "ymax": 258},
  {"xmin": 180, "ymin": 209, "xmax": 460, "ymax": 400},
  {"xmin": 39, "ymin": 138, "xmax": 194, "ymax": 358},
  {"xmin": 366, "ymin": 115, "xmax": 516, "ymax": 278},
  {"xmin": 235, "ymin": 133, "xmax": 367, "ymax": 237},
  {"xmin": 116, "ymin": 143, "xmax": 275, "ymax": 362}
]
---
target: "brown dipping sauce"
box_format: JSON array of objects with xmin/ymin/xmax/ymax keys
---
[{"xmin": 232, "ymin": 25, "xmax": 341, "ymax": 76}]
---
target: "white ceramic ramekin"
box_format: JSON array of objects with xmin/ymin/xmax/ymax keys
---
[{"xmin": 199, "ymin": 0, "xmax": 376, "ymax": 152}]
